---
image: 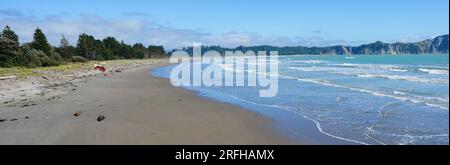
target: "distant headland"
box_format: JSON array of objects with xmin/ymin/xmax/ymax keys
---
[{"xmin": 174, "ymin": 34, "xmax": 449, "ymax": 55}]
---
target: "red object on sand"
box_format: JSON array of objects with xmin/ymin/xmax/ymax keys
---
[
  {"xmin": 94, "ymin": 64, "xmax": 107, "ymax": 76},
  {"xmin": 95, "ymin": 65, "xmax": 106, "ymax": 72}
]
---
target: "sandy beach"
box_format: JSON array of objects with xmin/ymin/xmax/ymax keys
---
[{"xmin": 0, "ymin": 59, "xmax": 296, "ymax": 144}]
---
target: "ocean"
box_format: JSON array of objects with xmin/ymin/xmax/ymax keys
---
[{"xmin": 153, "ymin": 54, "xmax": 449, "ymax": 145}]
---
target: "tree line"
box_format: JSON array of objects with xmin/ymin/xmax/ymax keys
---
[{"xmin": 0, "ymin": 25, "xmax": 167, "ymax": 68}]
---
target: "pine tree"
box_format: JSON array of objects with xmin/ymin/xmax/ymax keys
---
[
  {"xmin": 1, "ymin": 25, "xmax": 19, "ymax": 42},
  {"xmin": 31, "ymin": 27, "xmax": 51, "ymax": 56},
  {"xmin": 0, "ymin": 25, "xmax": 20, "ymax": 67},
  {"xmin": 59, "ymin": 35, "xmax": 69, "ymax": 48},
  {"xmin": 56, "ymin": 35, "xmax": 75, "ymax": 60}
]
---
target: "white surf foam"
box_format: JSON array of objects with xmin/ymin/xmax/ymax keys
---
[
  {"xmin": 334, "ymin": 63, "xmax": 405, "ymax": 71},
  {"xmin": 418, "ymin": 68, "xmax": 449, "ymax": 75},
  {"xmin": 389, "ymin": 68, "xmax": 408, "ymax": 72},
  {"xmin": 356, "ymin": 74, "xmax": 447, "ymax": 83},
  {"xmin": 293, "ymin": 60, "xmax": 326, "ymax": 64},
  {"xmin": 289, "ymin": 66, "xmax": 447, "ymax": 84},
  {"xmin": 364, "ymin": 126, "xmax": 448, "ymax": 145},
  {"xmin": 393, "ymin": 90, "xmax": 407, "ymax": 95}
]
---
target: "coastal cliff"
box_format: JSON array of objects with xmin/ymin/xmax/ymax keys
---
[{"xmin": 335, "ymin": 34, "xmax": 449, "ymax": 55}]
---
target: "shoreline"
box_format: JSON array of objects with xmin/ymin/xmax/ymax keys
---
[{"xmin": 0, "ymin": 59, "xmax": 297, "ymax": 144}]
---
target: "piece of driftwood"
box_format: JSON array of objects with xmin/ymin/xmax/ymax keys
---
[{"xmin": 0, "ymin": 76, "xmax": 17, "ymax": 80}]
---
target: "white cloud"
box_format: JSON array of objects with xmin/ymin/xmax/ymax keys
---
[
  {"xmin": 0, "ymin": 8, "xmax": 23, "ymax": 18},
  {"xmin": 121, "ymin": 12, "xmax": 151, "ymax": 17},
  {"xmin": 0, "ymin": 9, "xmax": 379, "ymax": 50}
]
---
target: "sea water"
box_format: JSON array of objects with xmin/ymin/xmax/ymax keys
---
[{"xmin": 153, "ymin": 54, "xmax": 449, "ymax": 145}]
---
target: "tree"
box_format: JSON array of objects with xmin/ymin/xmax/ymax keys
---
[
  {"xmin": 102, "ymin": 37, "xmax": 121, "ymax": 55},
  {"xmin": 0, "ymin": 25, "xmax": 20, "ymax": 67},
  {"xmin": 31, "ymin": 27, "xmax": 52, "ymax": 56},
  {"xmin": 76, "ymin": 33, "xmax": 97, "ymax": 60},
  {"xmin": 59, "ymin": 35, "xmax": 70, "ymax": 48},
  {"xmin": 1, "ymin": 25, "xmax": 19, "ymax": 42},
  {"xmin": 56, "ymin": 35, "xmax": 76, "ymax": 60},
  {"xmin": 92, "ymin": 39, "xmax": 104, "ymax": 60},
  {"xmin": 98, "ymin": 46, "xmax": 114, "ymax": 60},
  {"xmin": 0, "ymin": 39, "xmax": 18, "ymax": 67},
  {"xmin": 147, "ymin": 45, "xmax": 166, "ymax": 57},
  {"xmin": 132, "ymin": 43, "xmax": 147, "ymax": 59},
  {"xmin": 119, "ymin": 42, "xmax": 134, "ymax": 59}
]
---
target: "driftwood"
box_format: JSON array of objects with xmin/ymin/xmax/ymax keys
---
[{"xmin": 0, "ymin": 76, "xmax": 17, "ymax": 80}]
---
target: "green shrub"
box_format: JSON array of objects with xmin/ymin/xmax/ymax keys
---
[
  {"xmin": 72, "ymin": 56, "xmax": 87, "ymax": 63},
  {"xmin": 40, "ymin": 56, "xmax": 59, "ymax": 67},
  {"xmin": 27, "ymin": 49, "xmax": 45, "ymax": 68}
]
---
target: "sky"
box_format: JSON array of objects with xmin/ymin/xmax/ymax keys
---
[{"xmin": 1, "ymin": 0, "xmax": 448, "ymax": 50}]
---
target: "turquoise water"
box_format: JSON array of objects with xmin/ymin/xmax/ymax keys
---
[{"xmin": 153, "ymin": 54, "xmax": 449, "ymax": 145}]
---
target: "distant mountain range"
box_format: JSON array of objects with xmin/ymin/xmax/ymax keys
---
[{"xmin": 174, "ymin": 34, "xmax": 449, "ymax": 55}]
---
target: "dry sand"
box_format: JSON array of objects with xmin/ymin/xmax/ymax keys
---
[{"xmin": 0, "ymin": 59, "xmax": 297, "ymax": 144}]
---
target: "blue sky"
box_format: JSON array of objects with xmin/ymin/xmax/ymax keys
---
[{"xmin": 1, "ymin": 0, "xmax": 448, "ymax": 49}]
